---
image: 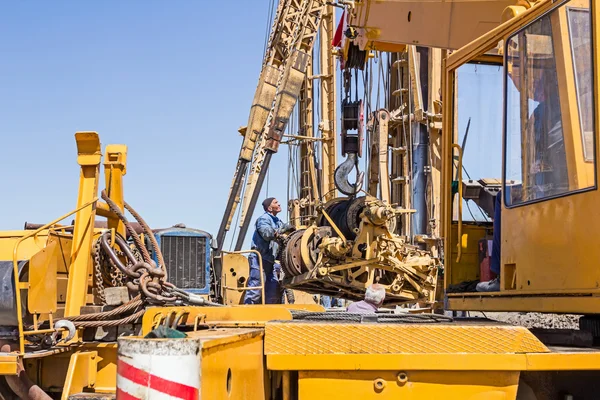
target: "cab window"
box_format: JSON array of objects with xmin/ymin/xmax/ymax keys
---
[{"xmin": 504, "ymin": 0, "xmax": 595, "ymax": 206}]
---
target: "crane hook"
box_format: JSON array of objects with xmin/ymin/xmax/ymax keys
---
[
  {"xmin": 334, "ymin": 153, "xmax": 364, "ymax": 196},
  {"xmin": 52, "ymin": 320, "xmax": 76, "ymax": 344}
]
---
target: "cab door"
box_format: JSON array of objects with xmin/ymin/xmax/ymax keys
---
[
  {"xmin": 442, "ymin": 0, "xmax": 600, "ymax": 309},
  {"xmin": 501, "ymin": 0, "xmax": 597, "ymax": 293}
]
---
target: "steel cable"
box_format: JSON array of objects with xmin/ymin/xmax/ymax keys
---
[
  {"xmin": 101, "ymin": 190, "xmax": 152, "ymax": 264},
  {"xmin": 290, "ymin": 310, "xmax": 453, "ymax": 324},
  {"xmin": 124, "ymin": 201, "xmax": 167, "ymax": 277}
]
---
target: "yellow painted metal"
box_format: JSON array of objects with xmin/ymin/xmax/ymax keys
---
[
  {"xmin": 12, "ymin": 198, "xmax": 98, "ymax": 354},
  {"xmin": 0, "ymin": 231, "xmax": 50, "ymax": 261},
  {"xmin": 451, "ymin": 144, "xmax": 463, "ymax": 263},
  {"xmin": 95, "ymin": 201, "xmax": 120, "ymax": 221},
  {"xmin": 21, "ymin": 344, "xmax": 116, "ymax": 395},
  {"xmin": 447, "ymin": 293, "xmax": 600, "ymax": 314},
  {"xmin": 551, "ymin": 0, "xmax": 595, "ymax": 188},
  {"xmin": 320, "ymin": 4, "xmax": 337, "ymax": 202},
  {"xmin": 83, "ymin": 343, "xmax": 118, "ymax": 393},
  {"xmin": 28, "ymin": 234, "xmax": 60, "ymax": 314},
  {"xmin": 186, "ymin": 328, "xmax": 265, "ymax": 400},
  {"xmin": 221, "ymin": 250, "xmax": 265, "ymax": 305},
  {"xmin": 449, "ymin": 223, "xmax": 491, "ymax": 286},
  {"xmin": 141, "ymin": 305, "xmax": 324, "ymax": 335},
  {"xmin": 103, "ymin": 144, "xmax": 127, "ymax": 238},
  {"xmin": 264, "ymin": 322, "xmax": 548, "ymax": 355},
  {"xmin": 64, "ymin": 132, "xmax": 101, "ymax": 319},
  {"xmin": 222, "ymin": 252, "xmax": 251, "ymax": 306},
  {"xmin": 0, "ymin": 354, "xmax": 18, "ymax": 376},
  {"xmin": 297, "ymin": 370, "xmax": 519, "ymax": 399},
  {"xmin": 61, "ymin": 351, "xmax": 98, "ymax": 400},
  {"xmin": 367, "ymin": 109, "xmax": 391, "ymax": 202},
  {"xmin": 269, "ymin": 353, "xmax": 529, "ymax": 371},
  {"xmin": 526, "ymin": 350, "xmax": 600, "ymax": 370},
  {"xmin": 441, "ymin": 0, "xmax": 600, "ymax": 312},
  {"xmin": 346, "ymin": 0, "xmax": 517, "ymax": 51},
  {"xmin": 501, "ymin": 0, "xmax": 600, "ymax": 292},
  {"xmin": 222, "ymin": 253, "xmax": 317, "ymax": 306}
]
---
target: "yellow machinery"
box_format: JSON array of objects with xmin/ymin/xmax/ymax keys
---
[{"xmin": 1, "ymin": 0, "xmax": 600, "ymax": 399}]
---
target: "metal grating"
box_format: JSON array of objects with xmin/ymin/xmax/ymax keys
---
[{"xmin": 160, "ymin": 236, "xmax": 207, "ymax": 289}]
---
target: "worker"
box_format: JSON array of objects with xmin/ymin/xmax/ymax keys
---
[
  {"xmin": 346, "ymin": 284, "xmax": 386, "ymax": 313},
  {"xmin": 244, "ymin": 197, "xmax": 293, "ymax": 304}
]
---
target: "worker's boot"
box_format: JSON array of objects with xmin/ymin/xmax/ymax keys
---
[{"xmin": 476, "ymin": 276, "xmax": 500, "ymax": 292}]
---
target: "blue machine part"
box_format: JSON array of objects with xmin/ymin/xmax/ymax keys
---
[{"xmin": 152, "ymin": 227, "xmax": 213, "ymax": 295}]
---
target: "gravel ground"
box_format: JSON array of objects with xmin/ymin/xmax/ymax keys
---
[{"xmin": 473, "ymin": 311, "xmax": 581, "ymax": 329}]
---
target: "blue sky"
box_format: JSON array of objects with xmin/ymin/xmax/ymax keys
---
[
  {"xmin": 0, "ymin": 1, "xmax": 510, "ymax": 246},
  {"xmin": 457, "ymin": 63, "xmax": 504, "ymax": 221},
  {"xmin": 0, "ymin": 1, "xmax": 291, "ymax": 249}
]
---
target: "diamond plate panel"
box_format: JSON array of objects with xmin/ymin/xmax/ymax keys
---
[{"xmin": 264, "ymin": 323, "xmax": 549, "ymax": 354}]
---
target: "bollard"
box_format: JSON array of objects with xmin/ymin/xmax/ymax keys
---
[{"xmin": 117, "ymin": 337, "xmax": 200, "ymax": 399}]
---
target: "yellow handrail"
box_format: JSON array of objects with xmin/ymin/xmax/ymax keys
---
[
  {"xmin": 452, "ymin": 144, "xmax": 463, "ymax": 263},
  {"xmin": 12, "ymin": 197, "xmax": 98, "ymax": 354},
  {"xmin": 221, "ymin": 250, "xmax": 266, "ymax": 305}
]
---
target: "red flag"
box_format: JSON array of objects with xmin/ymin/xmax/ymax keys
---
[{"xmin": 332, "ymin": 10, "xmax": 345, "ymax": 47}]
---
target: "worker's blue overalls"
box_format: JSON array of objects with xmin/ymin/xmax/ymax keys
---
[{"xmin": 244, "ymin": 212, "xmax": 284, "ymax": 304}]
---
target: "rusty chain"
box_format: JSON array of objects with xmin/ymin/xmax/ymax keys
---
[
  {"xmin": 29, "ymin": 192, "xmax": 221, "ymax": 335},
  {"xmin": 92, "ymin": 238, "xmax": 106, "ymax": 304}
]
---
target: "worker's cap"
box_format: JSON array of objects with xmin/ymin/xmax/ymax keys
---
[{"xmin": 262, "ymin": 197, "xmax": 276, "ymax": 211}]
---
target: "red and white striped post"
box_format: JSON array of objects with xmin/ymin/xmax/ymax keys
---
[{"xmin": 117, "ymin": 337, "xmax": 200, "ymax": 399}]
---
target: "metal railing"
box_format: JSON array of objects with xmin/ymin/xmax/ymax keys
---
[{"xmin": 12, "ymin": 198, "xmax": 98, "ymax": 354}]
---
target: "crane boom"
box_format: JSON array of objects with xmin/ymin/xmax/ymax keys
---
[{"xmin": 217, "ymin": 0, "xmax": 327, "ymax": 252}]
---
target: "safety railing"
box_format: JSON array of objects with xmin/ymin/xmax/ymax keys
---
[
  {"xmin": 12, "ymin": 198, "xmax": 98, "ymax": 354},
  {"xmin": 221, "ymin": 249, "xmax": 266, "ymax": 305}
]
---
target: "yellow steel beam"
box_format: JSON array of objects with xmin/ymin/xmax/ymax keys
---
[
  {"xmin": 268, "ymin": 353, "xmax": 528, "ymax": 371},
  {"xmin": 64, "ymin": 132, "xmax": 101, "ymax": 318},
  {"xmin": 0, "ymin": 354, "xmax": 18, "ymax": 376},
  {"xmin": 320, "ymin": 4, "xmax": 337, "ymax": 201},
  {"xmin": 447, "ymin": 294, "xmax": 600, "ymax": 314},
  {"xmin": 61, "ymin": 351, "xmax": 99, "ymax": 400},
  {"xmin": 103, "ymin": 144, "xmax": 127, "ymax": 238},
  {"xmin": 526, "ymin": 351, "xmax": 600, "ymax": 370},
  {"xmin": 141, "ymin": 305, "xmax": 324, "ymax": 335},
  {"xmin": 446, "ymin": 0, "xmax": 555, "ymax": 69},
  {"xmin": 268, "ymin": 350, "xmax": 600, "ymax": 372}
]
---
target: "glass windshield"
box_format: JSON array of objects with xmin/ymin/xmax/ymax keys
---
[{"xmin": 504, "ymin": 0, "xmax": 595, "ymax": 206}]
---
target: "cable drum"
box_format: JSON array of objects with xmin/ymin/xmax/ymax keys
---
[
  {"xmin": 317, "ymin": 198, "xmax": 355, "ymax": 239},
  {"xmin": 281, "ymin": 229, "xmax": 306, "ymax": 277},
  {"xmin": 345, "ymin": 43, "xmax": 367, "ymax": 70}
]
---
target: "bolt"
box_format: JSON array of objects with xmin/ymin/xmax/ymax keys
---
[
  {"xmin": 397, "ymin": 372, "xmax": 408, "ymax": 385},
  {"xmin": 374, "ymin": 378, "xmax": 386, "ymax": 391}
]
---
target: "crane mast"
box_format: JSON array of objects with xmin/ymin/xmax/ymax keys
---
[{"xmin": 217, "ymin": 0, "xmax": 328, "ymax": 253}]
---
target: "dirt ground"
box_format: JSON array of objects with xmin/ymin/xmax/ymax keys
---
[{"xmin": 471, "ymin": 311, "xmax": 581, "ymax": 329}]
